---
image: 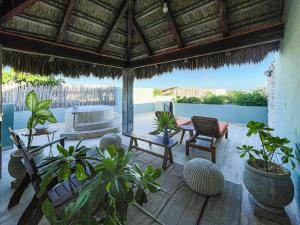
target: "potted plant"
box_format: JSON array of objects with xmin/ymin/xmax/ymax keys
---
[
  {"xmin": 238, "ymin": 121, "xmax": 299, "ymax": 214},
  {"xmin": 39, "ymin": 143, "xmax": 162, "ymax": 225},
  {"xmin": 154, "ymin": 111, "xmax": 176, "ymax": 144}
]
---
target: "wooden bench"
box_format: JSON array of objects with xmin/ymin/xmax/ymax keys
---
[{"xmin": 124, "ymin": 132, "xmax": 178, "ymax": 170}]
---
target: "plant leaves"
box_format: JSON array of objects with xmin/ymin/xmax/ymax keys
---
[
  {"xmin": 25, "ymin": 90, "xmax": 39, "ymax": 111},
  {"xmin": 76, "ymin": 163, "xmax": 87, "ymax": 181}
]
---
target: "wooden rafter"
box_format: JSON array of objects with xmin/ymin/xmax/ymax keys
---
[
  {"xmin": 163, "ymin": 0, "xmax": 183, "ymax": 48},
  {"xmin": 219, "ymin": 0, "xmax": 229, "ymax": 36},
  {"xmin": 0, "ymin": 0, "xmax": 39, "ymax": 24},
  {"xmin": 57, "ymin": 0, "xmax": 76, "ymax": 43},
  {"xmin": 131, "ymin": 23, "xmax": 284, "ymax": 68},
  {"xmin": 99, "ymin": 0, "xmax": 128, "ymax": 52},
  {"xmin": 0, "ymin": 30, "xmax": 126, "ymax": 68},
  {"xmin": 133, "ymin": 20, "xmax": 152, "ymax": 55},
  {"xmin": 127, "ymin": 0, "xmax": 133, "ymax": 63}
]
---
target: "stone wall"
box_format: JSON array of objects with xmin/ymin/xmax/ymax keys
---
[{"xmin": 266, "ymin": 61, "xmax": 275, "ymax": 129}]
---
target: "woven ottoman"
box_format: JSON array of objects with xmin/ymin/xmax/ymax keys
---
[
  {"xmin": 99, "ymin": 133, "xmax": 122, "ymax": 150},
  {"xmin": 183, "ymin": 158, "xmax": 224, "ymax": 196}
]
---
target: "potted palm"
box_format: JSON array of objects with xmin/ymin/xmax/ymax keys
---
[
  {"xmin": 154, "ymin": 111, "xmax": 176, "ymax": 144},
  {"xmin": 238, "ymin": 121, "xmax": 299, "ymax": 214}
]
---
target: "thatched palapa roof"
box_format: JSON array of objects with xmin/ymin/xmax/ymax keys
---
[{"xmin": 0, "ymin": 0, "xmax": 285, "ymax": 79}]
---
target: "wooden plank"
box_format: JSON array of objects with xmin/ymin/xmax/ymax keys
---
[
  {"xmin": 163, "ymin": 0, "xmax": 183, "ymax": 48},
  {"xmin": 0, "ymin": 30, "xmax": 126, "ymax": 68},
  {"xmin": 127, "ymin": 0, "xmax": 133, "ymax": 63},
  {"xmin": 56, "ymin": 0, "xmax": 77, "ymax": 43},
  {"xmin": 219, "ymin": 0, "xmax": 229, "ymax": 36},
  {"xmin": 124, "ymin": 133, "xmax": 178, "ymax": 148},
  {"xmin": 99, "ymin": 0, "xmax": 128, "ymax": 52},
  {"xmin": 0, "ymin": 0, "xmax": 39, "ymax": 24},
  {"xmin": 131, "ymin": 23, "xmax": 284, "ymax": 68},
  {"xmin": 122, "ymin": 68, "xmax": 134, "ymax": 133},
  {"xmin": 198, "ymin": 182, "xmax": 228, "ymax": 225}
]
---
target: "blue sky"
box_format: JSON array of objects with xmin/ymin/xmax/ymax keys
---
[
  {"xmin": 63, "ymin": 52, "xmax": 276, "ymax": 90},
  {"xmin": 5, "ymin": 52, "xmax": 276, "ymax": 91}
]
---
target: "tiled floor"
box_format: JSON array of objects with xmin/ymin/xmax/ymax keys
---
[{"xmin": 0, "ymin": 112, "xmax": 299, "ymax": 225}]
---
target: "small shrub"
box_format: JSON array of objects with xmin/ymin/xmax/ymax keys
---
[
  {"xmin": 228, "ymin": 89, "xmax": 267, "ymax": 106},
  {"xmin": 176, "ymin": 96, "xmax": 201, "ymax": 104},
  {"xmin": 201, "ymin": 93, "xmax": 226, "ymax": 104}
]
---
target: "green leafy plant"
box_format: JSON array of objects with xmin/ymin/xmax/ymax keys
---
[
  {"xmin": 3, "ymin": 68, "xmax": 65, "ymax": 86},
  {"xmin": 40, "ymin": 144, "xmax": 162, "ymax": 225},
  {"xmin": 228, "ymin": 89, "xmax": 267, "ymax": 106},
  {"xmin": 238, "ymin": 121, "xmax": 299, "ymax": 173},
  {"xmin": 25, "ymin": 90, "xmax": 57, "ymax": 149},
  {"xmin": 201, "ymin": 93, "xmax": 226, "ymax": 104},
  {"xmin": 154, "ymin": 111, "xmax": 176, "ymax": 132}
]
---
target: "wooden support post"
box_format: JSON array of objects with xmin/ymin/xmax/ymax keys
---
[
  {"xmin": 122, "ymin": 68, "xmax": 134, "ymax": 134},
  {"xmin": 0, "ymin": 44, "xmax": 2, "ymax": 179}
]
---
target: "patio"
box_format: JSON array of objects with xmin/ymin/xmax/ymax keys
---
[
  {"xmin": 0, "ymin": 113, "xmax": 299, "ymax": 225},
  {"xmin": 1, "ymin": 0, "xmax": 300, "ymax": 224}
]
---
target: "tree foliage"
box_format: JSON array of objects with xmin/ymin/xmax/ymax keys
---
[{"xmin": 2, "ymin": 68, "xmax": 64, "ymax": 86}]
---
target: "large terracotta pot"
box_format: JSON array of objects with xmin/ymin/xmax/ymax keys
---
[{"xmin": 243, "ymin": 159, "xmax": 294, "ymax": 214}]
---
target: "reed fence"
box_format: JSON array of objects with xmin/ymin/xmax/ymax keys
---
[{"xmin": 2, "ymin": 83, "xmax": 115, "ymax": 111}]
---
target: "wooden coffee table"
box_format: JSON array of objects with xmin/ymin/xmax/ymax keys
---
[{"xmin": 124, "ymin": 132, "xmax": 178, "ymax": 170}]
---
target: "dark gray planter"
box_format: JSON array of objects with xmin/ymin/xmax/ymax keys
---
[{"xmin": 243, "ymin": 159, "xmax": 294, "ymax": 214}]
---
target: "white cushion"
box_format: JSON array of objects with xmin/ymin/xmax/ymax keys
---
[{"xmin": 183, "ymin": 158, "xmax": 224, "ymax": 196}]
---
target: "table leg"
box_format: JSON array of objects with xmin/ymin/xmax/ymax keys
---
[
  {"xmin": 180, "ymin": 130, "xmax": 186, "ymax": 144},
  {"xmin": 162, "ymin": 148, "xmax": 169, "ymax": 170},
  {"xmin": 129, "ymin": 138, "xmax": 133, "ymax": 150},
  {"xmin": 47, "ymin": 134, "xmax": 53, "ymax": 157},
  {"xmin": 189, "ymin": 130, "xmax": 193, "ymax": 137}
]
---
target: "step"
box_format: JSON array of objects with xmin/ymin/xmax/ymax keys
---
[
  {"xmin": 74, "ymin": 118, "xmax": 121, "ymax": 131},
  {"xmin": 60, "ymin": 126, "xmax": 120, "ymax": 140}
]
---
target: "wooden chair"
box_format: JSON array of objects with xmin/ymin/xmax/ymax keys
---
[
  {"xmin": 185, "ymin": 116, "xmax": 228, "ymax": 163},
  {"xmin": 8, "ymin": 128, "xmax": 67, "ymax": 209},
  {"xmin": 9, "ymin": 129, "xmax": 93, "ymax": 225},
  {"xmin": 149, "ymin": 111, "xmax": 192, "ymax": 138}
]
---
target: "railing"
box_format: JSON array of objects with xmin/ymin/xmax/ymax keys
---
[{"xmin": 2, "ymin": 83, "xmax": 116, "ymax": 111}]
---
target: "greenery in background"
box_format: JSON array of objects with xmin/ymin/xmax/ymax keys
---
[
  {"xmin": 176, "ymin": 89, "xmax": 267, "ymax": 106},
  {"xmin": 237, "ymin": 121, "xmax": 299, "ymax": 173},
  {"xmin": 40, "ymin": 144, "xmax": 162, "ymax": 225},
  {"xmin": 154, "ymin": 111, "xmax": 177, "ymax": 131},
  {"xmin": 2, "ymin": 68, "xmax": 64, "ymax": 86},
  {"xmin": 153, "ymin": 88, "xmax": 163, "ymax": 96},
  {"xmin": 26, "ymin": 90, "xmax": 57, "ymax": 149},
  {"xmin": 228, "ymin": 89, "xmax": 267, "ymax": 106}
]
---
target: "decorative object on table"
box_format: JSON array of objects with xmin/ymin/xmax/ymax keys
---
[
  {"xmin": 154, "ymin": 111, "xmax": 176, "ymax": 144},
  {"xmin": 8, "ymin": 150, "xmax": 26, "ymax": 188},
  {"xmin": 150, "ymin": 111, "xmax": 191, "ymax": 140},
  {"xmin": 99, "ymin": 133, "xmax": 122, "ymax": 150},
  {"xmin": 183, "ymin": 158, "xmax": 224, "ymax": 196},
  {"xmin": 25, "ymin": 90, "xmax": 57, "ymax": 150},
  {"xmin": 186, "ymin": 116, "xmax": 228, "ymax": 163},
  {"xmin": 34, "ymin": 125, "xmax": 48, "ymax": 134},
  {"xmin": 238, "ymin": 121, "xmax": 299, "ymax": 215},
  {"xmin": 37, "ymin": 144, "xmax": 162, "ymax": 225}
]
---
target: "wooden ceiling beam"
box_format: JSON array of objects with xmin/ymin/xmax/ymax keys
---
[
  {"xmin": 0, "ymin": 0, "xmax": 39, "ymax": 24},
  {"xmin": 99, "ymin": 0, "xmax": 128, "ymax": 52},
  {"xmin": 0, "ymin": 30, "xmax": 126, "ymax": 68},
  {"xmin": 163, "ymin": 0, "xmax": 183, "ymax": 48},
  {"xmin": 219, "ymin": 0, "xmax": 229, "ymax": 37},
  {"xmin": 127, "ymin": 0, "xmax": 133, "ymax": 63},
  {"xmin": 56, "ymin": 0, "xmax": 76, "ymax": 43},
  {"xmin": 133, "ymin": 20, "xmax": 152, "ymax": 55},
  {"xmin": 131, "ymin": 23, "xmax": 284, "ymax": 68}
]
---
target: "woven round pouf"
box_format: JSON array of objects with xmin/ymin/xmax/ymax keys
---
[
  {"xmin": 99, "ymin": 133, "xmax": 122, "ymax": 150},
  {"xmin": 183, "ymin": 158, "xmax": 224, "ymax": 196}
]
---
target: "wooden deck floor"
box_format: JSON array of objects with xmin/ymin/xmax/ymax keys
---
[{"xmin": 0, "ymin": 113, "xmax": 299, "ymax": 225}]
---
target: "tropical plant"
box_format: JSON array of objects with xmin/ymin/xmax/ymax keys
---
[
  {"xmin": 228, "ymin": 89, "xmax": 267, "ymax": 106},
  {"xmin": 3, "ymin": 68, "xmax": 65, "ymax": 86},
  {"xmin": 237, "ymin": 121, "xmax": 299, "ymax": 173},
  {"xmin": 154, "ymin": 111, "xmax": 176, "ymax": 132},
  {"xmin": 201, "ymin": 93, "xmax": 226, "ymax": 104},
  {"xmin": 40, "ymin": 144, "xmax": 162, "ymax": 225},
  {"xmin": 25, "ymin": 90, "xmax": 57, "ymax": 149}
]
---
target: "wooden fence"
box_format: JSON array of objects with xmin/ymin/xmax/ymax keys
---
[{"xmin": 2, "ymin": 83, "xmax": 115, "ymax": 111}]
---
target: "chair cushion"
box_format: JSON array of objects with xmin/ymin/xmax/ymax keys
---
[
  {"xmin": 218, "ymin": 122, "xmax": 228, "ymax": 136},
  {"xmin": 176, "ymin": 118, "xmax": 192, "ymax": 126},
  {"xmin": 183, "ymin": 158, "xmax": 224, "ymax": 196}
]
